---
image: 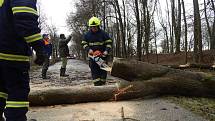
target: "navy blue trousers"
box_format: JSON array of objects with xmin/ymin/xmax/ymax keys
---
[
  {"xmin": 89, "ymin": 57, "xmax": 107, "ymax": 82},
  {"xmin": 0, "ymin": 62, "xmax": 30, "ymax": 121}
]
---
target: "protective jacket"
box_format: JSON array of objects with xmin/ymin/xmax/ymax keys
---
[
  {"xmin": 82, "ymin": 29, "xmax": 112, "ymax": 53},
  {"xmin": 0, "ymin": 0, "xmax": 43, "ymax": 63},
  {"xmin": 59, "ymin": 37, "xmax": 71, "ymax": 58},
  {"xmin": 43, "ymin": 39, "xmax": 52, "ymax": 57}
]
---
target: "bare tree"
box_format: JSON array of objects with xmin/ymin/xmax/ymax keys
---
[
  {"xmin": 113, "ymin": 0, "xmax": 127, "ymax": 58},
  {"xmin": 182, "ymin": 0, "xmax": 188, "ymax": 63},
  {"xmin": 166, "ymin": 0, "xmax": 174, "ymax": 53},
  {"xmin": 211, "ymin": 0, "xmax": 215, "ymax": 49},
  {"xmin": 171, "ymin": 0, "xmax": 182, "ymax": 53},
  {"xmin": 193, "ymin": 0, "xmax": 203, "ymax": 63},
  {"xmin": 135, "ymin": 0, "xmax": 142, "ymax": 61}
]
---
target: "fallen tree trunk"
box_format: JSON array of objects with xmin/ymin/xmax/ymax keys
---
[
  {"xmin": 29, "ymin": 58, "xmax": 215, "ymax": 106},
  {"xmin": 164, "ymin": 63, "xmax": 214, "ymax": 69},
  {"xmin": 29, "ymin": 86, "xmax": 117, "ymax": 106},
  {"xmin": 111, "ymin": 58, "xmax": 215, "ymax": 98}
]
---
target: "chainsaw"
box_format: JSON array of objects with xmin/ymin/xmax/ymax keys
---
[{"xmin": 88, "ymin": 51, "xmax": 112, "ymax": 72}]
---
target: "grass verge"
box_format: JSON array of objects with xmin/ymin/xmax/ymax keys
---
[{"xmin": 166, "ymin": 96, "xmax": 215, "ymax": 121}]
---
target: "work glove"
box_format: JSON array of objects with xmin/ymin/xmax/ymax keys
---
[
  {"xmin": 103, "ymin": 51, "xmax": 108, "ymax": 56},
  {"xmin": 88, "ymin": 49, "xmax": 94, "ymax": 56},
  {"xmin": 93, "ymin": 50, "xmax": 102, "ymax": 57},
  {"xmin": 30, "ymin": 40, "xmax": 46, "ymax": 65}
]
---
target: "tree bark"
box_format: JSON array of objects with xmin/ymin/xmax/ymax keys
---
[
  {"xmin": 135, "ymin": 0, "xmax": 142, "ymax": 61},
  {"xmin": 175, "ymin": 0, "xmax": 182, "ymax": 53},
  {"xmin": 29, "ymin": 58, "xmax": 215, "ymax": 106},
  {"xmin": 111, "ymin": 58, "xmax": 215, "ymax": 97},
  {"xmin": 29, "ymin": 86, "xmax": 117, "ymax": 106},
  {"xmin": 182, "ymin": 0, "xmax": 188, "ymax": 63},
  {"xmin": 193, "ymin": 0, "xmax": 203, "ymax": 63},
  {"xmin": 114, "ymin": 0, "xmax": 127, "ymax": 58}
]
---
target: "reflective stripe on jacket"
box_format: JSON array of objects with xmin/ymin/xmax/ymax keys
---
[
  {"xmin": 82, "ymin": 29, "xmax": 112, "ymax": 53},
  {"xmin": 0, "ymin": 0, "xmax": 42, "ymax": 62}
]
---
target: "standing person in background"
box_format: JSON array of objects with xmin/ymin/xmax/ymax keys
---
[
  {"xmin": 0, "ymin": 0, "xmax": 45, "ymax": 120},
  {"xmin": 41, "ymin": 34, "xmax": 52, "ymax": 79},
  {"xmin": 59, "ymin": 34, "xmax": 71, "ymax": 77},
  {"xmin": 82, "ymin": 17, "xmax": 112, "ymax": 86}
]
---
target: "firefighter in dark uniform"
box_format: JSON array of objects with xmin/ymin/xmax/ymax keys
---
[
  {"xmin": 41, "ymin": 34, "xmax": 52, "ymax": 79},
  {"xmin": 0, "ymin": 0, "xmax": 45, "ymax": 121},
  {"xmin": 59, "ymin": 34, "xmax": 71, "ymax": 77},
  {"xmin": 82, "ymin": 17, "xmax": 112, "ymax": 86}
]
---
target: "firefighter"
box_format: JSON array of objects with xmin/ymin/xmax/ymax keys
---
[
  {"xmin": 59, "ymin": 34, "xmax": 71, "ymax": 77},
  {"xmin": 0, "ymin": 0, "xmax": 45, "ymax": 121},
  {"xmin": 41, "ymin": 34, "xmax": 52, "ymax": 79},
  {"xmin": 82, "ymin": 17, "xmax": 112, "ymax": 86}
]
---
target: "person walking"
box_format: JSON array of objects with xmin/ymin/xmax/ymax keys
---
[
  {"xmin": 82, "ymin": 17, "xmax": 112, "ymax": 86},
  {"xmin": 0, "ymin": 0, "xmax": 45, "ymax": 121}
]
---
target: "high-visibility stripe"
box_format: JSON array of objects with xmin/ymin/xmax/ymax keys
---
[
  {"xmin": 0, "ymin": 0, "xmax": 4, "ymax": 7},
  {"xmin": 0, "ymin": 92, "xmax": 8, "ymax": 100},
  {"xmin": 81, "ymin": 41, "xmax": 88, "ymax": 44},
  {"xmin": 104, "ymin": 39, "xmax": 112, "ymax": 44},
  {"xmin": 0, "ymin": 53, "xmax": 30, "ymax": 62},
  {"xmin": 106, "ymin": 45, "xmax": 112, "ymax": 48},
  {"xmin": 44, "ymin": 40, "xmax": 49, "ymax": 45},
  {"xmin": 6, "ymin": 101, "xmax": 29, "ymax": 108},
  {"xmin": 93, "ymin": 78, "xmax": 101, "ymax": 82},
  {"xmin": 24, "ymin": 33, "xmax": 42, "ymax": 43},
  {"xmin": 83, "ymin": 44, "xmax": 89, "ymax": 49},
  {"xmin": 89, "ymin": 42, "xmax": 104, "ymax": 46},
  {"xmin": 12, "ymin": 6, "xmax": 38, "ymax": 15}
]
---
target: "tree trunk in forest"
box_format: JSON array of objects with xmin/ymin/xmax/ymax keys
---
[
  {"xmin": 210, "ymin": 0, "xmax": 215, "ymax": 50},
  {"xmin": 171, "ymin": 0, "xmax": 176, "ymax": 53},
  {"xmin": 144, "ymin": 8, "xmax": 151, "ymax": 61},
  {"xmin": 153, "ymin": 19, "xmax": 159, "ymax": 63},
  {"xmin": 177, "ymin": 0, "xmax": 182, "ymax": 53},
  {"xmin": 135, "ymin": 0, "xmax": 142, "ymax": 61},
  {"xmin": 113, "ymin": 5, "xmax": 121, "ymax": 58},
  {"xmin": 193, "ymin": 0, "xmax": 203, "ymax": 63},
  {"xmin": 204, "ymin": 0, "xmax": 213, "ymax": 49},
  {"xmin": 114, "ymin": 0, "xmax": 127, "ymax": 58},
  {"xmin": 166, "ymin": 0, "xmax": 174, "ymax": 53},
  {"xmin": 173, "ymin": 0, "xmax": 182, "ymax": 53},
  {"xmin": 182, "ymin": 0, "xmax": 188, "ymax": 63}
]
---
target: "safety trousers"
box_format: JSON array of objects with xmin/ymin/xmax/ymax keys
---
[
  {"xmin": 0, "ymin": 63, "xmax": 30, "ymax": 121},
  {"xmin": 89, "ymin": 58, "xmax": 107, "ymax": 83}
]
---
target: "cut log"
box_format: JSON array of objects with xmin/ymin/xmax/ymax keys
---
[
  {"xmin": 29, "ymin": 86, "xmax": 117, "ymax": 106},
  {"xmin": 164, "ymin": 63, "xmax": 214, "ymax": 69},
  {"xmin": 111, "ymin": 58, "xmax": 215, "ymax": 98}
]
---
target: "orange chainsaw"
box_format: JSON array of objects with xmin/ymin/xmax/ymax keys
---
[{"xmin": 88, "ymin": 50, "xmax": 111, "ymax": 72}]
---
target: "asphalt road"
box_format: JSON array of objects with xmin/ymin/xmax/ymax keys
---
[{"xmin": 27, "ymin": 59, "xmax": 208, "ymax": 121}]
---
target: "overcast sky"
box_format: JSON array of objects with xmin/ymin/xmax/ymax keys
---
[
  {"xmin": 38, "ymin": 0, "xmax": 196, "ymax": 35},
  {"xmin": 38, "ymin": 0, "xmax": 76, "ymax": 35}
]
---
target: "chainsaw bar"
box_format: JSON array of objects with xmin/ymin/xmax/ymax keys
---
[{"xmin": 88, "ymin": 55, "xmax": 112, "ymax": 72}]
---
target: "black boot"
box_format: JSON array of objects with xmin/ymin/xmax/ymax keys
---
[
  {"xmin": 60, "ymin": 68, "xmax": 69, "ymax": 77},
  {"xmin": 42, "ymin": 69, "xmax": 50, "ymax": 79},
  {"xmin": 94, "ymin": 81, "xmax": 106, "ymax": 86}
]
